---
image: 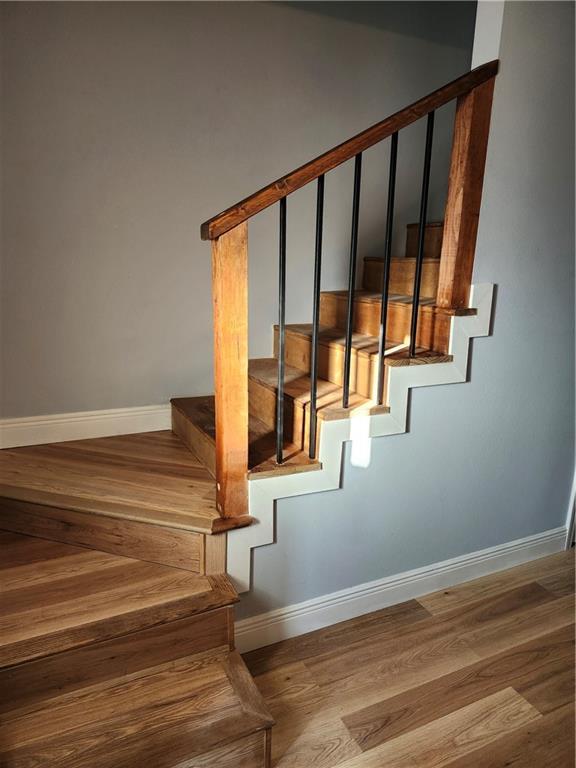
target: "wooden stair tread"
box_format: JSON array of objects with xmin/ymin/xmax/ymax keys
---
[
  {"xmin": 0, "ymin": 645, "xmax": 272, "ymax": 768},
  {"xmin": 280, "ymin": 324, "xmax": 451, "ymax": 365},
  {"xmin": 0, "ymin": 531, "xmax": 238, "ymax": 668},
  {"xmin": 322, "ymin": 289, "xmax": 437, "ymax": 306},
  {"xmin": 249, "ymin": 358, "xmax": 386, "ymax": 418},
  {"xmin": 0, "ymin": 431, "xmax": 247, "ymax": 535},
  {"xmin": 171, "ymin": 396, "xmax": 320, "ymax": 478},
  {"xmin": 362, "ymin": 255, "xmax": 441, "ymax": 296},
  {"xmin": 319, "ymin": 288, "xmax": 454, "ymax": 351}
]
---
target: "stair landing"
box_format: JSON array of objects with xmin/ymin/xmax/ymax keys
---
[{"xmin": 0, "ymin": 431, "xmax": 249, "ymax": 535}]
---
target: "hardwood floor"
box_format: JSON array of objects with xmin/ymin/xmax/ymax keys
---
[{"xmin": 243, "ymin": 550, "xmax": 575, "ymax": 768}]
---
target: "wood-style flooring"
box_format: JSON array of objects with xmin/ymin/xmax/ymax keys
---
[
  {"xmin": 244, "ymin": 550, "xmax": 575, "ymax": 768},
  {"xmin": 0, "ymin": 431, "xmax": 245, "ymax": 534}
]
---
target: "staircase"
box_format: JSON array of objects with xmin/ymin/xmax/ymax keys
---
[
  {"xmin": 0, "ymin": 61, "xmax": 498, "ymax": 765},
  {"xmin": 172, "ymin": 224, "xmax": 450, "ymax": 469}
]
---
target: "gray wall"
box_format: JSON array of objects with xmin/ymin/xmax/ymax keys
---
[
  {"xmin": 237, "ymin": 0, "xmax": 575, "ymax": 619},
  {"xmin": 0, "ymin": 1, "xmax": 474, "ymax": 417}
]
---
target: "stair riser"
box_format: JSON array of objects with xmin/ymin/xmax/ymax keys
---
[
  {"xmin": 319, "ymin": 294, "xmax": 451, "ymax": 352},
  {"xmin": 275, "ymin": 328, "xmax": 377, "ymax": 400},
  {"xmin": 0, "ymin": 607, "xmax": 233, "ymax": 708},
  {"xmin": 249, "ymin": 377, "xmax": 313, "ymax": 452},
  {"xmin": 405, "ymin": 222, "xmax": 443, "ymax": 259},
  {"xmin": 0, "ymin": 497, "xmax": 208, "ymax": 573},
  {"xmin": 363, "ymin": 258, "xmax": 440, "ymax": 294},
  {"xmin": 172, "ymin": 407, "xmax": 216, "ymax": 478}
]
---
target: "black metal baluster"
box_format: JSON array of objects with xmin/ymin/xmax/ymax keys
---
[
  {"xmin": 342, "ymin": 153, "xmax": 362, "ymax": 408},
  {"xmin": 276, "ymin": 197, "xmax": 287, "ymax": 464},
  {"xmin": 409, "ymin": 111, "xmax": 435, "ymax": 358},
  {"xmin": 309, "ymin": 175, "xmax": 325, "ymax": 459},
  {"xmin": 376, "ymin": 132, "xmax": 398, "ymax": 405}
]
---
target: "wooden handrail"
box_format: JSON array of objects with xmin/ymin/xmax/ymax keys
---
[
  {"xmin": 201, "ymin": 60, "xmax": 499, "ymax": 241},
  {"xmin": 205, "ymin": 61, "xmax": 498, "ymax": 518}
]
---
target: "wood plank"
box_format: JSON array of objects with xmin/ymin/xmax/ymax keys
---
[
  {"xmin": 343, "ymin": 624, "xmax": 574, "ymax": 751},
  {"xmin": 1, "ymin": 650, "xmax": 272, "ymax": 768},
  {"xmin": 303, "ymin": 584, "xmax": 554, "ymax": 718},
  {"xmin": 536, "ymin": 557, "xmax": 575, "ymax": 597},
  {"xmin": 319, "ymin": 291, "xmax": 451, "ymax": 353},
  {"xmin": 180, "ymin": 730, "xmax": 270, "ymax": 768},
  {"xmin": 436, "ymin": 77, "xmax": 496, "ymax": 309},
  {"xmin": 244, "ymin": 599, "xmax": 430, "ymax": 676},
  {"xmin": 517, "ymin": 663, "xmax": 575, "ymax": 715},
  {"xmin": 418, "ymin": 551, "xmax": 575, "ymax": 614},
  {"xmin": 0, "ymin": 530, "xmax": 27, "ymax": 546},
  {"xmin": 0, "ymin": 535, "xmax": 237, "ymax": 667},
  {"xmin": 201, "ymin": 61, "xmax": 498, "ymax": 239},
  {"xmin": 0, "ymin": 534, "xmax": 76, "ymax": 569},
  {"xmin": 245, "ymin": 415, "xmax": 320, "ymax": 478},
  {"xmin": 251, "ymin": 663, "xmax": 358, "ymax": 767},
  {"xmin": 278, "ymin": 324, "xmax": 451, "ymax": 399},
  {"xmin": 204, "ymin": 532, "xmax": 227, "ymax": 575},
  {"xmin": 308, "ymin": 583, "xmax": 554, "ymax": 689},
  {"xmin": 255, "ymin": 661, "xmax": 327, "ymax": 721},
  {"xmin": 211, "ymin": 222, "xmax": 249, "ymax": 518},
  {"xmin": 405, "ymin": 221, "xmax": 443, "ymax": 260},
  {"xmin": 309, "ymin": 633, "xmax": 481, "ymax": 720},
  {"xmin": 225, "ymin": 650, "xmax": 276, "ymax": 724},
  {"xmin": 0, "ymin": 610, "xmax": 232, "ymax": 715},
  {"xmin": 171, "ymin": 396, "xmax": 319, "ymax": 479},
  {"xmin": 171, "ymin": 398, "xmax": 217, "ymax": 477},
  {"xmin": 337, "ymin": 688, "xmax": 540, "ymax": 768},
  {"xmin": 461, "ymin": 593, "xmax": 574, "ymax": 658},
  {"xmin": 0, "ymin": 497, "xmax": 204, "ymax": 571},
  {"xmin": 0, "ymin": 559, "xmax": 165, "ymax": 616},
  {"xmin": 0, "ymin": 431, "xmax": 224, "ymax": 534},
  {"xmin": 0, "ymin": 547, "xmax": 124, "ymax": 593},
  {"xmin": 363, "ymin": 257, "xmax": 440, "ymax": 295},
  {"xmin": 249, "ymin": 358, "xmax": 383, "ymax": 438},
  {"xmin": 442, "ymin": 702, "xmax": 574, "ymax": 768},
  {"xmin": 271, "ymin": 716, "xmax": 361, "ymax": 768}
]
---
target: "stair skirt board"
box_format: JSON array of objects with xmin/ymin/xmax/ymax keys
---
[
  {"xmin": 228, "ymin": 283, "xmax": 495, "ymax": 593},
  {"xmin": 234, "ymin": 525, "xmax": 567, "ymax": 653}
]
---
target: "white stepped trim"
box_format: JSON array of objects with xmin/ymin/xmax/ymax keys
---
[
  {"xmin": 228, "ymin": 283, "xmax": 495, "ymax": 592},
  {"xmin": 0, "ymin": 404, "xmax": 171, "ymax": 449},
  {"xmin": 235, "ymin": 525, "xmax": 567, "ymax": 653}
]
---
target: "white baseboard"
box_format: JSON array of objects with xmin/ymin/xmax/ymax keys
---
[
  {"xmin": 0, "ymin": 404, "xmax": 171, "ymax": 449},
  {"xmin": 234, "ymin": 525, "xmax": 567, "ymax": 653}
]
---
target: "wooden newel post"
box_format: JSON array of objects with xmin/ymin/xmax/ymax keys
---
[
  {"xmin": 211, "ymin": 222, "xmax": 249, "ymax": 517},
  {"xmin": 436, "ymin": 77, "xmax": 496, "ymax": 310}
]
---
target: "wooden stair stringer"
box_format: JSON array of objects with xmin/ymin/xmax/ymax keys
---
[{"xmin": 227, "ymin": 283, "xmax": 494, "ymax": 593}]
